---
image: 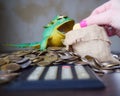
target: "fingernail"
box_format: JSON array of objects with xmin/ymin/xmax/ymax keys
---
[{"xmin": 80, "ymin": 20, "xmax": 87, "ymax": 28}]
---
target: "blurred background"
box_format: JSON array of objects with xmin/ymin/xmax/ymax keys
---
[{"xmin": 0, "ymin": 0, "xmax": 119, "ymax": 52}]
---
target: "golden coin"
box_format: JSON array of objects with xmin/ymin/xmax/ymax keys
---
[
  {"xmin": 32, "ymin": 59, "xmax": 40, "ymax": 63},
  {"xmin": 32, "ymin": 57, "xmax": 44, "ymax": 63},
  {"xmin": 44, "ymin": 55, "xmax": 58, "ymax": 63},
  {"xmin": 1, "ymin": 63, "xmax": 21, "ymax": 72},
  {"xmin": 0, "ymin": 73, "xmax": 19, "ymax": 84},
  {"xmin": 0, "ymin": 57, "xmax": 10, "ymax": 65},
  {"xmin": 31, "ymin": 49, "xmax": 40, "ymax": 53},
  {"xmin": 12, "ymin": 50, "xmax": 25, "ymax": 54},
  {"xmin": 25, "ymin": 54, "xmax": 36, "ymax": 60},
  {"xmin": 38, "ymin": 50, "xmax": 48, "ymax": 56},
  {"xmin": 75, "ymin": 61, "xmax": 88, "ymax": 65},
  {"xmin": 12, "ymin": 50, "xmax": 29, "ymax": 57},
  {"xmin": 4, "ymin": 55, "xmax": 22, "ymax": 63},
  {"xmin": 55, "ymin": 58, "xmax": 63, "ymax": 63},
  {"xmin": 0, "ymin": 58, "xmax": 7, "ymax": 66},
  {"xmin": 47, "ymin": 47, "xmax": 63, "ymax": 51},
  {"xmin": 85, "ymin": 55, "xmax": 94, "ymax": 61},
  {"xmin": 101, "ymin": 62, "xmax": 119, "ymax": 68},
  {"xmin": 37, "ymin": 61, "xmax": 51, "ymax": 66},
  {"xmin": 0, "ymin": 53, "xmax": 8, "ymax": 58}
]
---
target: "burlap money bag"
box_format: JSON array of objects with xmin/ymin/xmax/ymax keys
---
[{"xmin": 64, "ymin": 25, "xmax": 120, "ymax": 64}]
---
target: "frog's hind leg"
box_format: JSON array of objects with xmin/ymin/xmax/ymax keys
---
[{"xmin": 5, "ymin": 42, "xmax": 41, "ymax": 48}]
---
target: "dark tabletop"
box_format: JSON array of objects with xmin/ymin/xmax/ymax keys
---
[{"xmin": 0, "ymin": 72, "xmax": 120, "ymax": 96}]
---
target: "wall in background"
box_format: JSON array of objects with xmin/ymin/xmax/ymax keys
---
[{"xmin": 0, "ymin": 0, "xmax": 119, "ymax": 52}]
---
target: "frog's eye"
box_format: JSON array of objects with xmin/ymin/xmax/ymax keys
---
[
  {"xmin": 44, "ymin": 25, "xmax": 48, "ymax": 28},
  {"xmin": 57, "ymin": 16, "xmax": 64, "ymax": 20},
  {"xmin": 57, "ymin": 15, "xmax": 68, "ymax": 20},
  {"xmin": 44, "ymin": 21, "xmax": 54, "ymax": 28},
  {"xmin": 64, "ymin": 16, "xmax": 68, "ymax": 18},
  {"xmin": 49, "ymin": 21, "xmax": 54, "ymax": 24}
]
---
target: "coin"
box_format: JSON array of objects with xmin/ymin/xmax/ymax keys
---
[
  {"xmin": 17, "ymin": 57, "xmax": 29, "ymax": 64},
  {"xmin": 60, "ymin": 55, "xmax": 73, "ymax": 60},
  {"xmin": 54, "ymin": 58, "xmax": 63, "ymax": 63},
  {"xmin": 4, "ymin": 55, "xmax": 22, "ymax": 63},
  {"xmin": 92, "ymin": 68, "xmax": 104, "ymax": 74},
  {"xmin": 13, "ymin": 50, "xmax": 30, "ymax": 57},
  {"xmin": 75, "ymin": 61, "xmax": 88, "ymax": 65},
  {"xmin": 1, "ymin": 63, "xmax": 21, "ymax": 72},
  {"xmin": 47, "ymin": 47, "xmax": 63, "ymax": 51},
  {"xmin": 32, "ymin": 56, "xmax": 44, "ymax": 63},
  {"xmin": 0, "ymin": 57, "xmax": 10, "ymax": 65},
  {"xmin": 36, "ymin": 53, "xmax": 58, "ymax": 66},
  {"xmin": 30, "ymin": 49, "xmax": 40, "ymax": 54},
  {"xmin": 20, "ymin": 60, "xmax": 32, "ymax": 68},
  {"xmin": 38, "ymin": 50, "xmax": 48, "ymax": 56},
  {"xmin": 44, "ymin": 55, "xmax": 58, "ymax": 63},
  {"xmin": 102, "ymin": 69, "xmax": 114, "ymax": 74},
  {"xmin": 0, "ymin": 73, "xmax": 19, "ymax": 84},
  {"xmin": 37, "ymin": 61, "xmax": 51, "ymax": 66},
  {"xmin": 0, "ymin": 53, "xmax": 8, "ymax": 58},
  {"xmin": 85, "ymin": 55, "xmax": 94, "ymax": 61},
  {"xmin": 115, "ymin": 69, "xmax": 120, "ymax": 72},
  {"xmin": 25, "ymin": 54, "xmax": 36, "ymax": 60},
  {"xmin": 0, "ymin": 58, "xmax": 7, "ymax": 66},
  {"xmin": 101, "ymin": 62, "xmax": 120, "ymax": 68}
]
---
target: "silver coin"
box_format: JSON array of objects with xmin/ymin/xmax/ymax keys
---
[
  {"xmin": 17, "ymin": 57, "xmax": 29, "ymax": 64},
  {"xmin": 20, "ymin": 60, "xmax": 32, "ymax": 68}
]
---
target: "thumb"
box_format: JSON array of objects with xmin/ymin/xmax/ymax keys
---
[{"xmin": 82, "ymin": 11, "xmax": 111, "ymax": 27}]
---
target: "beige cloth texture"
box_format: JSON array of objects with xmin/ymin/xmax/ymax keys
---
[{"xmin": 64, "ymin": 25, "xmax": 120, "ymax": 64}]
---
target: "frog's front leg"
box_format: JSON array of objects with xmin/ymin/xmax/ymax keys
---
[{"xmin": 40, "ymin": 37, "xmax": 49, "ymax": 50}]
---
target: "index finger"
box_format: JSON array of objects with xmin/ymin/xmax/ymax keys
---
[{"xmin": 90, "ymin": 1, "xmax": 111, "ymax": 16}]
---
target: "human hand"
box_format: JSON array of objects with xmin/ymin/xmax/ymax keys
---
[{"xmin": 77, "ymin": 0, "xmax": 120, "ymax": 37}]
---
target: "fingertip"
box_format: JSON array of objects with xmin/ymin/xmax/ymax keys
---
[{"xmin": 80, "ymin": 20, "xmax": 87, "ymax": 28}]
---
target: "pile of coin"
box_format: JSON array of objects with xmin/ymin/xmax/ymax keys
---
[
  {"xmin": 0, "ymin": 47, "xmax": 83, "ymax": 84},
  {"xmin": 82, "ymin": 55, "xmax": 120, "ymax": 75},
  {"xmin": 0, "ymin": 47, "xmax": 120, "ymax": 83}
]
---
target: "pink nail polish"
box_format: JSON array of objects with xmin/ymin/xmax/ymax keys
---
[{"xmin": 80, "ymin": 20, "xmax": 87, "ymax": 28}]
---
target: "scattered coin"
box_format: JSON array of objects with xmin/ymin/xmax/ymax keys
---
[
  {"xmin": 0, "ymin": 58, "xmax": 7, "ymax": 66},
  {"xmin": 101, "ymin": 62, "xmax": 120, "ymax": 68},
  {"xmin": 37, "ymin": 61, "xmax": 51, "ymax": 66},
  {"xmin": 17, "ymin": 57, "xmax": 29, "ymax": 64},
  {"xmin": 37, "ymin": 50, "xmax": 48, "ymax": 56},
  {"xmin": 0, "ymin": 73, "xmax": 19, "ymax": 84},
  {"xmin": 1, "ymin": 63, "xmax": 21, "ymax": 72},
  {"xmin": 4, "ymin": 55, "xmax": 22, "ymax": 63},
  {"xmin": 44, "ymin": 55, "xmax": 58, "ymax": 63},
  {"xmin": 25, "ymin": 54, "xmax": 36, "ymax": 60},
  {"xmin": 0, "ymin": 47, "xmax": 120, "ymax": 84},
  {"xmin": 75, "ymin": 61, "xmax": 88, "ymax": 65},
  {"xmin": 32, "ymin": 57, "xmax": 42, "ymax": 63},
  {"xmin": 47, "ymin": 47, "xmax": 63, "ymax": 51},
  {"xmin": 20, "ymin": 60, "xmax": 32, "ymax": 68},
  {"xmin": 0, "ymin": 53, "xmax": 8, "ymax": 58}
]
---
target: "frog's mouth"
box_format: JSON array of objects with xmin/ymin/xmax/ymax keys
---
[{"xmin": 57, "ymin": 20, "xmax": 74, "ymax": 34}]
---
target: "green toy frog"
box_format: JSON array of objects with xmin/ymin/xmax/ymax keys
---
[{"xmin": 6, "ymin": 15, "xmax": 74, "ymax": 50}]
